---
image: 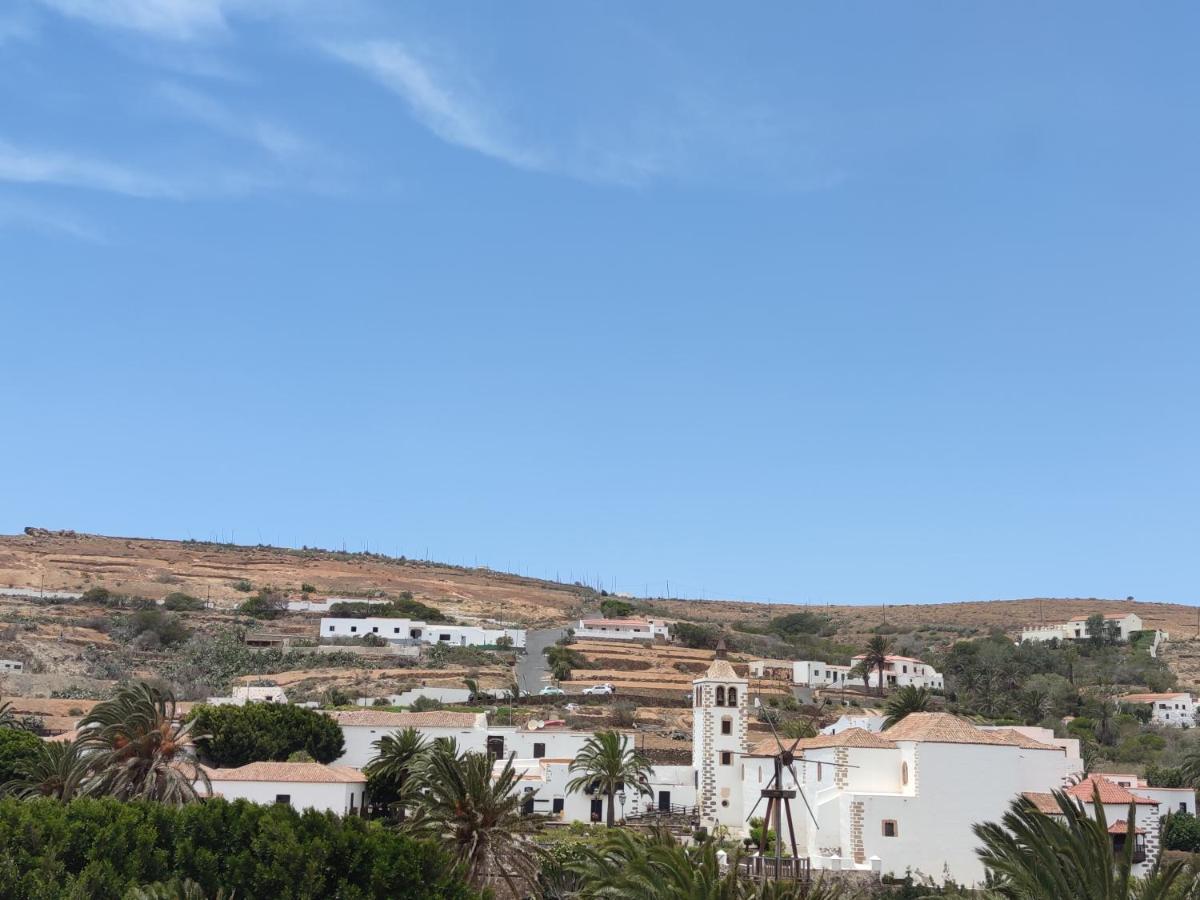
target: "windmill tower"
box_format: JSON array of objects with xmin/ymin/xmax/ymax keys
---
[{"xmin": 692, "ymin": 640, "xmax": 748, "ymax": 830}]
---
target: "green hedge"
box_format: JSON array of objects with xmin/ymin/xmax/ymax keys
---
[
  {"xmin": 186, "ymin": 703, "xmax": 345, "ymax": 767},
  {"xmin": 0, "ymin": 797, "xmax": 477, "ymax": 899}
]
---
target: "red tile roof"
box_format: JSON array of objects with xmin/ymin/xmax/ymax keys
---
[
  {"xmin": 883, "ymin": 713, "xmax": 1060, "ymax": 750},
  {"xmin": 1065, "ymin": 775, "xmax": 1158, "ymax": 806},
  {"xmin": 328, "ymin": 710, "xmax": 484, "ymax": 728},
  {"xmin": 1021, "ymin": 792, "xmax": 1064, "ymax": 815},
  {"xmin": 1108, "ymin": 820, "xmax": 1145, "ymax": 835},
  {"xmin": 580, "ymin": 618, "xmax": 650, "ymax": 627},
  {"xmin": 203, "ymin": 763, "xmax": 366, "ymax": 784},
  {"xmin": 746, "ymin": 727, "xmax": 896, "ymax": 757}
]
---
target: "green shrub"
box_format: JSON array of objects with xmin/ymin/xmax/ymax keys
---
[
  {"xmin": 232, "ymin": 580, "xmax": 253, "ymax": 593},
  {"xmin": 117, "ymin": 607, "xmax": 191, "ymax": 648},
  {"xmin": 301, "ymin": 583, "xmax": 316, "ymax": 594},
  {"xmin": 81, "ymin": 586, "xmax": 112, "ymax": 605},
  {"xmin": 238, "ymin": 590, "xmax": 286, "ymax": 620},
  {"xmin": 671, "ymin": 622, "xmax": 723, "ymax": 650},
  {"xmin": 186, "ymin": 702, "xmax": 346, "ymax": 766},
  {"xmin": 1164, "ymin": 811, "xmax": 1200, "ymax": 852},
  {"xmin": 0, "ymin": 728, "xmax": 43, "ymax": 782},
  {"xmin": 599, "ymin": 598, "xmax": 633, "ymax": 619},
  {"xmin": 162, "ymin": 592, "xmax": 205, "ymax": 612},
  {"xmin": 329, "ymin": 597, "xmax": 447, "ymax": 622},
  {"xmin": 0, "ymin": 796, "xmax": 476, "ymax": 899}
]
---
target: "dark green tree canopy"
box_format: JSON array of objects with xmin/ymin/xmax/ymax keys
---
[
  {"xmin": 0, "ymin": 727, "xmax": 44, "ymax": 784},
  {"xmin": 186, "ymin": 702, "xmax": 345, "ymax": 767}
]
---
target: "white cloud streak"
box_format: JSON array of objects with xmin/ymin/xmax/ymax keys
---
[
  {"xmin": 0, "ymin": 141, "xmax": 179, "ymax": 198},
  {"xmin": 0, "ymin": 196, "xmax": 104, "ymax": 241},
  {"xmin": 323, "ymin": 40, "xmax": 547, "ymax": 173},
  {"xmin": 34, "ymin": 0, "xmax": 231, "ymax": 40},
  {"xmin": 156, "ymin": 82, "xmax": 313, "ymax": 161}
]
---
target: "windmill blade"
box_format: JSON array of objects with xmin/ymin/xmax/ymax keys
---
[
  {"xmin": 762, "ymin": 706, "xmax": 798, "ymax": 758},
  {"xmin": 786, "ymin": 759, "xmax": 819, "ymax": 827},
  {"xmin": 744, "ymin": 769, "xmax": 778, "ymax": 822}
]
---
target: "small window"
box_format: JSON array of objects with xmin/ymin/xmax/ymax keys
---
[
  {"xmin": 720, "ymin": 751, "xmax": 732, "ymax": 765},
  {"xmin": 695, "ymin": 687, "xmax": 702, "ymax": 705},
  {"xmin": 394, "ymin": 627, "xmax": 400, "ymax": 633},
  {"xmin": 552, "ymin": 798, "xmax": 564, "ymax": 814},
  {"xmin": 275, "ymin": 794, "xmax": 291, "ymax": 805},
  {"xmin": 721, "ymin": 717, "xmax": 732, "ymax": 736},
  {"xmin": 715, "ymin": 686, "xmax": 726, "ymax": 706},
  {"xmin": 533, "ymin": 742, "xmax": 546, "ymax": 759},
  {"xmin": 1182, "ymin": 803, "xmax": 1189, "ymax": 813},
  {"xmin": 328, "ymin": 626, "xmax": 335, "ymax": 632},
  {"xmin": 350, "ymin": 626, "xmax": 357, "ymax": 633},
  {"xmin": 901, "ymin": 762, "xmax": 909, "ymax": 785},
  {"xmin": 439, "ymin": 634, "xmax": 451, "ymax": 642},
  {"xmin": 372, "ymin": 626, "xmax": 379, "ymax": 633},
  {"xmin": 882, "ymin": 820, "xmax": 898, "ymax": 837},
  {"xmin": 727, "ymin": 687, "xmax": 738, "ymax": 706}
]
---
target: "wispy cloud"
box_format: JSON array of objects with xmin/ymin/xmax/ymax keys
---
[
  {"xmin": 33, "ymin": 0, "xmax": 231, "ymax": 40},
  {"xmin": 0, "ymin": 141, "xmax": 179, "ymax": 197},
  {"xmin": 0, "ymin": 9, "xmax": 37, "ymax": 44},
  {"xmin": 323, "ymin": 39, "xmax": 546, "ymax": 173},
  {"xmin": 156, "ymin": 82, "xmax": 313, "ymax": 161},
  {"xmin": 0, "ymin": 196, "xmax": 104, "ymax": 241}
]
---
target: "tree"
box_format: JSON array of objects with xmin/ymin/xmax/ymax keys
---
[
  {"xmin": 364, "ymin": 727, "xmax": 428, "ymax": 819},
  {"xmin": 238, "ymin": 588, "xmax": 287, "ymax": 620},
  {"xmin": 766, "ymin": 611, "xmax": 829, "ymax": 639},
  {"xmin": 1, "ymin": 738, "xmax": 89, "ymax": 800},
  {"xmin": 567, "ymin": 730, "xmax": 653, "ymax": 827},
  {"xmin": 79, "ymin": 681, "xmax": 209, "ymax": 805},
  {"xmin": 860, "ymin": 635, "xmax": 892, "ymax": 697},
  {"xmin": 162, "ymin": 593, "xmax": 205, "ymax": 612},
  {"xmin": 494, "ymin": 635, "xmax": 514, "ymax": 650},
  {"xmin": 1085, "ymin": 613, "xmax": 1107, "ymax": 646},
  {"xmin": 974, "ymin": 788, "xmax": 1188, "ymax": 899},
  {"xmin": 882, "ymin": 686, "xmax": 934, "ymax": 729},
  {"xmin": 408, "ymin": 745, "xmax": 545, "ymax": 895},
  {"xmin": 186, "ymin": 702, "xmax": 345, "ymax": 766},
  {"xmin": 1163, "ymin": 811, "xmax": 1200, "ymax": 853},
  {"xmin": 0, "ymin": 728, "xmax": 45, "ymax": 785}
]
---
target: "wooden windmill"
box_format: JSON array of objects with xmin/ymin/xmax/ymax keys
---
[{"xmin": 741, "ymin": 704, "xmax": 855, "ymax": 880}]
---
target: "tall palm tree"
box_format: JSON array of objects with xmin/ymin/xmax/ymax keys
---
[
  {"xmin": 860, "ymin": 636, "xmax": 892, "ymax": 697},
  {"xmin": 974, "ymin": 788, "xmax": 1190, "ymax": 899},
  {"xmin": 363, "ymin": 726, "xmax": 427, "ymax": 820},
  {"xmin": 882, "ymin": 686, "xmax": 934, "ymax": 729},
  {"xmin": 408, "ymin": 744, "xmax": 545, "ymax": 895},
  {"xmin": 566, "ymin": 730, "xmax": 653, "ymax": 826},
  {"xmin": 79, "ymin": 681, "xmax": 209, "ymax": 805},
  {"xmin": 1, "ymin": 738, "xmax": 90, "ymax": 800}
]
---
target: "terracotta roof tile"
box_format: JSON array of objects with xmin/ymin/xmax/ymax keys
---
[
  {"xmin": 1066, "ymin": 775, "xmax": 1159, "ymax": 806},
  {"xmin": 1022, "ymin": 792, "xmax": 1063, "ymax": 815},
  {"xmin": 1108, "ymin": 819, "xmax": 1145, "ymax": 835},
  {"xmin": 203, "ymin": 763, "xmax": 366, "ymax": 784},
  {"xmin": 747, "ymin": 728, "xmax": 896, "ymax": 757},
  {"xmin": 328, "ymin": 710, "xmax": 484, "ymax": 728},
  {"xmin": 699, "ymin": 659, "xmax": 742, "ymax": 681},
  {"xmin": 1121, "ymin": 692, "xmax": 1192, "ymax": 703},
  {"xmin": 883, "ymin": 713, "xmax": 1061, "ymax": 750}
]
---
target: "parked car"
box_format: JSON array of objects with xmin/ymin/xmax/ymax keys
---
[
  {"xmin": 539, "ymin": 686, "xmax": 565, "ymax": 696},
  {"xmin": 582, "ymin": 683, "xmax": 614, "ymax": 696}
]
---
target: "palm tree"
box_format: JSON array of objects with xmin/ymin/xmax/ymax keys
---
[
  {"xmin": 567, "ymin": 730, "xmax": 653, "ymax": 826},
  {"xmin": 363, "ymin": 726, "xmax": 428, "ymax": 820},
  {"xmin": 124, "ymin": 879, "xmax": 231, "ymax": 899},
  {"xmin": 78, "ymin": 681, "xmax": 209, "ymax": 805},
  {"xmin": 860, "ymin": 636, "xmax": 892, "ymax": 697},
  {"xmin": 408, "ymin": 744, "xmax": 545, "ymax": 894},
  {"xmin": 0, "ymin": 701, "xmax": 17, "ymax": 730},
  {"xmin": 974, "ymin": 788, "xmax": 1189, "ymax": 899},
  {"xmin": 1, "ymin": 738, "xmax": 90, "ymax": 800},
  {"xmin": 882, "ymin": 686, "xmax": 934, "ymax": 729}
]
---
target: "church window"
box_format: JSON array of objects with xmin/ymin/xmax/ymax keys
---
[
  {"xmin": 715, "ymin": 686, "xmax": 726, "ymax": 706},
  {"xmin": 727, "ymin": 687, "xmax": 737, "ymax": 706}
]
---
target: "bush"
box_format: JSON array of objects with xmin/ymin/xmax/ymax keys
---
[
  {"xmin": 1146, "ymin": 765, "xmax": 1189, "ymax": 788},
  {"xmin": 766, "ymin": 611, "xmax": 830, "ymax": 638},
  {"xmin": 117, "ymin": 607, "xmax": 191, "ymax": 649},
  {"xmin": 0, "ymin": 728, "xmax": 43, "ymax": 782},
  {"xmin": 0, "ymin": 796, "xmax": 476, "ymax": 899},
  {"xmin": 409, "ymin": 696, "xmax": 444, "ymax": 713},
  {"xmin": 494, "ymin": 635, "xmax": 514, "ymax": 649},
  {"xmin": 672, "ymin": 622, "xmax": 723, "ymax": 650},
  {"xmin": 186, "ymin": 702, "xmax": 346, "ymax": 766},
  {"xmin": 162, "ymin": 592, "xmax": 205, "ymax": 612},
  {"xmin": 328, "ymin": 596, "xmax": 447, "ymax": 622},
  {"xmin": 233, "ymin": 580, "xmax": 253, "ymax": 593},
  {"xmin": 238, "ymin": 589, "xmax": 287, "ymax": 620},
  {"xmin": 1164, "ymin": 811, "xmax": 1200, "ymax": 852},
  {"xmin": 600, "ymin": 599, "xmax": 634, "ymax": 619},
  {"xmin": 301, "ymin": 583, "xmax": 316, "ymax": 594},
  {"xmin": 81, "ymin": 586, "xmax": 111, "ymax": 605}
]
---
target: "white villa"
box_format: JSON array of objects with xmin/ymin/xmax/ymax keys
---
[
  {"xmin": 1021, "ymin": 612, "xmax": 1143, "ymax": 644},
  {"xmin": 1121, "ymin": 691, "xmax": 1198, "ymax": 728},
  {"xmin": 201, "ymin": 762, "xmax": 367, "ymax": 816},
  {"xmin": 319, "ymin": 617, "xmax": 526, "ymax": 649},
  {"xmin": 205, "ymin": 685, "xmax": 289, "ymax": 707},
  {"xmin": 574, "ymin": 617, "xmax": 672, "ymax": 641},
  {"xmin": 755, "ymin": 655, "xmax": 943, "ymax": 692}
]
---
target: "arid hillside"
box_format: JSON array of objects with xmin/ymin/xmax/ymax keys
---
[{"xmin": 1, "ymin": 529, "xmax": 1195, "ymax": 639}]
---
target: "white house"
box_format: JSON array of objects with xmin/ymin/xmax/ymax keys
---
[
  {"xmin": 202, "ymin": 762, "xmax": 367, "ymax": 816},
  {"xmin": 784, "ymin": 656, "xmax": 943, "ymax": 691},
  {"xmin": 574, "ymin": 617, "xmax": 671, "ymax": 641},
  {"xmin": 319, "ymin": 617, "xmax": 526, "ymax": 649},
  {"xmin": 0, "ymin": 659, "xmax": 23, "ymax": 672},
  {"xmin": 741, "ymin": 712, "xmax": 1080, "ymax": 884},
  {"xmin": 329, "ymin": 709, "xmax": 489, "ymax": 767},
  {"xmin": 501, "ymin": 757, "xmax": 696, "ymax": 824},
  {"xmin": 205, "ymin": 685, "xmax": 289, "ymax": 707},
  {"xmin": 1121, "ymin": 692, "xmax": 1197, "ymax": 728},
  {"xmin": 1021, "ymin": 612, "xmax": 1143, "ymax": 643}
]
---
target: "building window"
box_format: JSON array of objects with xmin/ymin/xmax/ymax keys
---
[
  {"xmin": 882, "ymin": 820, "xmax": 898, "ymax": 837},
  {"xmin": 350, "ymin": 626, "xmax": 357, "ymax": 633},
  {"xmin": 727, "ymin": 687, "xmax": 738, "ymax": 706},
  {"xmin": 720, "ymin": 751, "xmax": 732, "ymax": 766},
  {"xmin": 1182, "ymin": 803, "xmax": 1189, "ymax": 814},
  {"xmin": 901, "ymin": 762, "xmax": 909, "ymax": 786},
  {"xmin": 394, "ymin": 627, "xmax": 401, "ymax": 633},
  {"xmin": 695, "ymin": 687, "xmax": 702, "ymax": 705},
  {"xmin": 715, "ymin": 686, "xmax": 726, "ymax": 706},
  {"xmin": 328, "ymin": 626, "xmax": 335, "ymax": 632},
  {"xmin": 439, "ymin": 634, "xmax": 451, "ymax": 642},
  {"xmin": 721, "ymin": 717, "xmax": 732, "ymax": 736},
  {"xmin": 372, "ymin": 626, "xmax": 379, "ymax": 633},
  {"xmin": 533, "ymin": 742, "xmax": 546, "ymax": 759},
  {"xmin": 553, "ymin": 798, "xmax": 564, "ymax": 814},
  {"xmin": 275, "ymin": 794, "xmax": 291, "ymax": 805}
]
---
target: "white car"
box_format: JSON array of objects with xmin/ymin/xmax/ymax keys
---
[
  {"xmin": 582, "ymin": 684, "xmax": 614, "ymax": 696},
  {"xmin": 538, "ymin": 686, "xmax": 565, "ymax": 696}
]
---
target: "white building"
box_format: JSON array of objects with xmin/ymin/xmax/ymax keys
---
[
  {"xmin": 574, "ymin": 617, "xmax": 671, "ymax": 641},
  {"xmin": 502, "ymin": 757, "xmax": 696, "ymax": 823},
  {"xmin": 822, "ymin": 714, "xmax": 886, "ymax": 735},
  {"xmin": 319, "ymin": 617, "xmax": 526, "ymax": 649},
  {"xmin": 329, "ymin": 710, "xmax": 489, "ymax": 767},
  {"xmin": 202, "ymin": 762, "xmax": 367, "ymax": 816},
  {"xmin": 0, "ymin": 659, "xmax": 23, "ymax": 672},
  {"xmin": 783, "ymin": 656, "xmax": 943, "ymax": 691},
  {"xmin": 1121, "ymin": 691, "xmax": 1198, "ymax": 728},
  {"xmin": 1021, "ymin": 612, "xmax": 1143, "ymax": 643},
  {"xmin": 205, "ymin": 685, "xmax": 289, "ymax": 707},
  {"xmin": 741, "ymin": 713, "xmax": 1080, "ymax": 884}
]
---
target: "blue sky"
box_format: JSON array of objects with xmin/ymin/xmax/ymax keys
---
[{"xmin": 2, "ymin": 2, "xmax": 1198, "ymax": 605}]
